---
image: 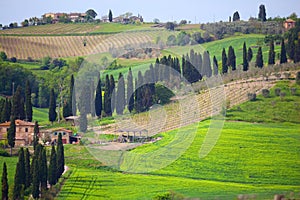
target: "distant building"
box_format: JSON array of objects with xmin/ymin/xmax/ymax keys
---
[
  {"xmin": 43, "ymin": 12, "xmax": 86, "ymax": 23},
  {"xmin": 50, "ymin": 128, "xmax": 80, "ymax": 144},
  {"xmin": 0, "ymin": 120, "xmax": 36, "ymax": 146},
  {"xmin": 284, "ymin": 19, "xmax": 296, "ymax": 30}
]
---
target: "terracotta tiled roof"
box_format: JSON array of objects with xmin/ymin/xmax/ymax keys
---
[
  {"xmin": 285, "ymin": 19, "xmax": 296, "ymax": 23},
  {"xmin": 0, "ymin": 120, "xmax": 35, "ymax": 126}
]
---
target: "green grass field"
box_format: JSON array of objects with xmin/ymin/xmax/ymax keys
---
[{"xmin": 55, "ymin": 82, "xmax": 300, "ymax": 199}]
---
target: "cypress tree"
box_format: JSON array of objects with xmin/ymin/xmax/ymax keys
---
[
  {"xmin": 12, "ymin": 86, "xmax": 24, "ymax": 120},
  {"xmin": 287, "ymin": 33, "xmax": 295, "ymax": 60},
  {"xmin": 294, "ymin": 39, "xmax": 300, "ymax": 63},
  {"xmin": 127, "ymin": 68, "xmax": 134, "ymax": 113},
  {"xmin": 116, "ymin": 73, "xmax": 125, "ymax": 115},
  {"xmin": 268, "ymin": 40, "xmax": 275, "ymax": 65},
  {"xmin": 108, "ymin": 9, "xmax": 113, "ymax": 22},
  {"xmin": 203, "ymin": 51, "xmax": 212, "ymax": 77},
  {"xmin": 227, "ymin": 46, "xmax": 236, "ymax": 70},
  {"xmin": 1, "ymin": 98, "xmax": 10, "ymax": 123},
  {"xmin": 243, "ymin": 42, "xmax": 249, "ymax": 71},
  {"xmin": 33, "ymin": 121, "xmax": 39, "ymax": 150},
  {"xmin": 95, "ymin": 78, "xmax": 102, "ymax": 118},
  {"xmin": 70, "ymin": 75, "xmax": 76, "ymax": 116},
  {"xmin": 24, "ymin": 148, "xmax": 31, "ymax": 189},
  {"xmin": 280, "ymin": 39, "xmax": 287, "ymax": 64},
  {"xmin": 13, "ymin": 162, "xmax": 22, "ymax": 200},
  {"xmin": 32, "ymin": 158, "xmax": 39, "ymax": 199},
  {"xmin": 57, "ymin": 133, "xmax": 65, "ymax": 180},
  {"xmin": 110, "ymin": 75, "xmax": 115, "ymax": 114},
  {"xmin": 48, "ymin": 145, "xmax": 57, "ymax": 186},
  {"xmin": 48, "ymin": 89, "xmax": 57, "ymax": 124},
  {"xmin": 18, "ymin": 148, "xmax": 26, "ymax": 186},
  {"xmin": 232, "ymin": 11, "xmax": 240, "ymax": 21},
  {"xmin": 222, "ymin": 48, "xmax": 228, "ymax": 74},
  {"xmin": 2, "ymin": 162, "xmax": 8, "ymax": 200},
  {"xmin": 90, "ymin": 80, "xmax": 95, "ymax": 117},
  {"xmin": 7, "ymin": 116, "xmax": 16, "ymax": 156},
  {"xmin": 256, "ymin": 46, "xmax": 264, "ymax": 68},
  {"xmin": 79, "ymin": 112, "xmax": 87, "ymax": 132},
  {"xmin": 213, "ymin": 56, "xmax": 218, "ymax": 76},
  {"xmin": 39, "ymin": 148, "xmax": 47, "ymax": 191},
  {"xmin": 258, "ymin": 4, "xmax": 267, "ymax": 22},
  {"xmin": 104, "ymin": 75, "xmax": 111, "ymax": 116},
  {"xmin": 25, "ymin": 80, "xmax": 32, "ymax": 122},
  {"xmin": 247, "ymin": 47, "xmax": 253, "ymax": 62}
]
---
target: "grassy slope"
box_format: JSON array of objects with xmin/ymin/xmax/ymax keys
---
[{"xmin": 57, "ymin": 81, "xmax": 300, "ymax": 199}]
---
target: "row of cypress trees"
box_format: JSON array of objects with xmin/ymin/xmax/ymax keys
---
[{"xmin": 1, "ymin": 132, "xmax": 65, "ymax": 199}]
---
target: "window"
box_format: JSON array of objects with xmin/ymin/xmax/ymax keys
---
[{"xmin": 25, "ymin": 128, "xmax": 28, "ymax": 132}]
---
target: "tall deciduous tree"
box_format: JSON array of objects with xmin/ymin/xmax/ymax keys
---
[
  {"xmin": 25, "ymin": 80, "xmax": 32, "ymax": 122},
  {"xmin": 268, "ymin": 40, "xmax": 275, "ymax": 65},
  {"xmin": 258, "ymin": 4, "xmax": 267, "ymax": 22},
  {"xmin": 48, "ymin": 145, "xmax": 57, "ymax": 186},
  {"xmin": 95, "ymin": 78, "xmax": 102, "ymax": 118},
  {"xmin": 57, "ymin": 133, "xmax": 65, "ymax": 180},
  {"xmin": 127, "ymin": 68, "xmax": 134, "ymax": 113},
  {"xmin": 243, "ymin": 42, "xmax": 249, "ymax": 71},
  {"xmin": 49, "ymin": 89, "xmax": 57, "ymax": 124},
  {"xmin": 222, "ymin": 48, "xmax": 228, "ymax": 74},
  {"xmin": 108, "ymin": 9, "xmax": 113, "ymax": 22},
  {"xmin": 280, "ymin": 39, "xmax": 287, "ymax": 64},
  {"xmin": 2, "ymin": 162, "xmax": 8, "ymax": 200},
  {"xmin": 7, "ymin": 116, "xmax": 16, "ymax": 156},
  {"xmin": 116, "ymin": 73, "xmax": 125, "ymax": 115},
  {"xmin": 256, "ymin": 46, "xmax": 264, "ymax": 68}
]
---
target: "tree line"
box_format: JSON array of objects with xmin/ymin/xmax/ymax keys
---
[{"xmin": 1, "ymin": 132, "xmax": 65, "ymax": 199}]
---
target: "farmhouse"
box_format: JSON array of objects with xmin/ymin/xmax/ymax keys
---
[
  {"xmin": 0, "ymin": 120, "xmax": 35, "ymax": 146},
  {"xmin": 283, "ymin": 19, "xmax": 296, "ymax": 30},
  {"xmin": 50, "ymin": 128, "xmax": 80, "ymax": 144}
]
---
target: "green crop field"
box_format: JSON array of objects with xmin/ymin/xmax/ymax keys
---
[{"xmin": 56, "ymin": 81, "xmax": 300, "ymax": 199}]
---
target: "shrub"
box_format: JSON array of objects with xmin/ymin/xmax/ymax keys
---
[
  {"xmin": 290, "ymin": 88, "xmax": 297, "ymax": 96},
  {"xmin": 247, "ymin": 93, "xmax": 257, "ymax": 101},
  {"xmin": 275, "ymin": 88, "xmax": 281, "ymax": 96},
  {"xmin": 296, "ymin": 71, "xmax": 300, "ymax": 85},
  {"xmin": 0, "ymin": 148, "xmax": 10, "ymax": 157},
  {"xmin": 280, "ymin": 92, "xmax": 286, "ymax": 101},
  {"xmin": 10, "ymin": 57, "xmax": 17, "ymax": 63},
  {"xmin": 262, "ymin": 89, "xmax": 270, "ymax": 98}
]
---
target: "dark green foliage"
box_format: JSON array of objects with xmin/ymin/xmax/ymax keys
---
[
  {"xmin": 108, "ymin": 9, "xmax": 113, "ymax": 22},
  {"xmin": 104, "ymin": 75, "xmax": 112, "ymax": 116},
  {"xmin": 213, "ymin": 56, "xmax": 218, "ymax": 76},
  {"xmin": 95, "ymin": 78, "xmax": 102, "ymax": 118},
  {"xmin": 177, "ymin": 32, "xmax": 190, "ymax": 46},
  {"xmin": 280, "ymin": 39, "xmax": 287, "ymax": 64},
  {"xmin": 12, "ymin": 86, "xmax": 25, "ymax": 120},
  {"xmin": 24, "ymin": 148, "xmax": 31, "ymax": 189},
  {"xmin": 243, "ymin": 42, "xmax": 249, "ymax": 71},
  {"xmin": 203, "ymin": 51, "xmax": 212, "ymax": 77},
  {"xmin": 296, "ymin": 71, "xmax": 300, "ymax": 85},
  {"xmin": 262, "ymin": 89, "xmax": 270, "ymax": 98},
  {"xmin": 127, "ymin": 68, "xmax": 134, "ymax": 113},
  {"xmin": 18, "ymin": 148, "xmax": 26, "ymax": 186},
  {"xmin": 255, "ymin": 47, "xmax": 264, "ymax": 68},
  {"xmin": 275, "ymin": 88, "xmax": 281, "ymax": 96},
  {"xmin": 7, "ymin": 116, "xmax": 16, "ymax": 155},
  {"xmin": 222, "ymin": 48, "xmax": 228, "ymax": 74},
  {"xmin": 13, "ymin": 162, "xmax": 23, "ymax": 200},
  {"xmin": 25, "ymin": 80, "xmax": 32, "ymax": 122},
  {"xmin": 232, "ymin": 11, "xmax": 240, "ymax": 21},
  {"xmin": 70, "ymin": 75, "xmax": 76, "ymax": 116},
  {"xmin": 227, "ymin": 46, "xmax": 236, "ymax": 70},
  {"xmin": 165, "ymin": 22, "xmax": 175, "ymax": 31},
  {"xmin": 167, "ymin": 35, "xmax": 177, "ymax": 46},
  {"xmin": 294, "ymin": 39, "xmax": 300, "ymax": 63},
  {"xmin": 48, "ymin": 89, "xmax": 57, "ymax": 124},
  {"xmin": 57, "ymin": 133, "xmax": 65, "ymax": 180},
  {"xmin": 2, "ymin": 162, "xmax": 8, "ymax": 200},
  {"xmin": 62, "ymin": 101, "xmax": 71, "ymax": 119},
  {"xmin": 247, "ymin": 47, "xmax": 253, "ymax": 62},
  {"xmin": 0, "ymin": 51, "xmax": 7, "ymax": 61},
  {"xmin": 1, "ymin": 98, "xmax": 11, "ymax": 123},
  {"xmin": 258, "ymin": 4, "xmax": 267, "ymax": 22},
  {"xmin": 85, "ymin": 9, "xmax": 97, "ymax": 19},
  {"xmin": 33, "ymin": 121, "xmax": 39, "ymax": 150},
  {"xmin": 48, "ymin": 145, "xmax": 57, "ymax": 186},
  {"xmin": 134, "ymin": 71, "xmax": 144, "ymax": 113},
  {"xmin": 116, "ymin": 73, "xmax": 125, "ymax": 115},
  {"xmin": 287, "ymin": 33, "xmax": 295, "ymax": 60},
  {"xmin": 32, "ymin": 158, "xmax": 39, "ymax": 199},
  {"xmin": 191, "ymin": 32, "xmax": 204, "ymax": 44},
  {"xmin": 39, "ymin": 148, "xmax": 47, "ymax": 191},
  {"xmin": 110, "ymin": 75, "xmax": 115, "ymax": 113},
  {"xmin": 155, "ymin": 84, "xmax": 174, "ymax": 105},
  {"xmin": 247, "ymin": 93, "xmax": 257, "ymax": 101},
  {"xmin": 268, "ymin": 40, "xmax": 275, "ymax": 65}
]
